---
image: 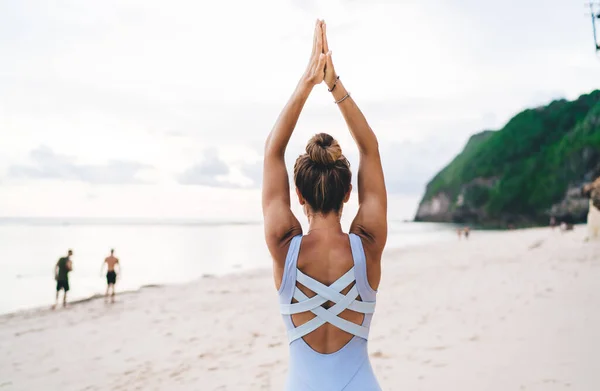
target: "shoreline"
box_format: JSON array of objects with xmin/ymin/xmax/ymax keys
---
[
  {"xmin": 1, "ymin": 223, "xmax": 455, "ymax": 317},
  {"xmin": 1, "ymin": 224, "xmax": 585, "ymax": 318},
  {"xmin": 0, "ymin": 284, "xmax": 164, "ymax": 321},
  {"xmin": 0, "ymin": 268, "xmax": 273, "ymax": 320}
]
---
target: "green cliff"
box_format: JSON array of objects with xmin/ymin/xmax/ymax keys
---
[{"xmin": 415, "ymin": 90, "xmax": 600, "ymax": 227}]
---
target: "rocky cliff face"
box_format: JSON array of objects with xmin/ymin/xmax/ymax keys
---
[
  {"xmin": 414, "ymin": 90, "xmax": 600, "ymax": 228},
  {"xmin": 583, "ymin": 176, "xmax": 600, "ymax": 210},
  {"xmin": 548, "ymin": 185, "xmax": 591, "ymax": 223},
  {"xmin": 415, "ymin": 177, "xmax": 496, "ymax": 224},
  {"xmin": 548, "ymin": 147, "xmax": 600, "ymax": 223},
  {"xmin": 415, "ymin": 193, "xmax": 452, "ymax": 221},
  {"xmin": 416, "ymin": 157, "xmax": 600, "ymax": 227}
]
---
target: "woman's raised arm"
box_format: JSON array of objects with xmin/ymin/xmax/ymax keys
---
[
  {"xmin": 262, "ymin": 20, "xmax": 327, "ymax": 267},
  {"xmin": 322, "ymin": 22, "xmax": 388, "ymax": 251}
]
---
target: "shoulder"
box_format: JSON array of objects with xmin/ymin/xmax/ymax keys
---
[
  {"xmin": 266, "ymin": 226, "xmax": 302, "ymax": 266},
  {"xmin": 349, "ymin": 230, "xmax": 384, "ymax": 264},
  {"xmin": 271, "ymin": 233, "xmax": 302, "ymax": 290}
]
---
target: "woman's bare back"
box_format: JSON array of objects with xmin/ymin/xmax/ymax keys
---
[{"xmin": 291, "ymin": 230, "xmax": 380, "ymax": 354}]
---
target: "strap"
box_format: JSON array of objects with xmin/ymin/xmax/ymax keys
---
[
  {"xmin": 279, "ymin": 271, "xmax": 353, "ymax": 314},
  {"xmin": 286, "ymin": 285, "xmax": 371, "ymax": 342},
  {"xmin": 279, "ymin": 233, "xmax": 377, "ymax": 343},
  {"xmin": 280, "ymin": 266, "xmax": 376, "ymax": 343},
  {"xmin": 279, "ymin": 268, "xmax": 375, "ymax": 315},
  {"xmin": 296, "ymin": 270, "xmax": 375, "ymax": 314},
  {"xmin": 277, "ymin": 235, "xmax": 303, "ymax": 295},
  {"xmin": 349, "ymin": 233, "xmax": 377, "ymax": 297}
]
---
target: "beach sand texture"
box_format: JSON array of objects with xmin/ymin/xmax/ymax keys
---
[{"xmin": 1, "ymin": 227, "xmax": 599, "ymax": 391}]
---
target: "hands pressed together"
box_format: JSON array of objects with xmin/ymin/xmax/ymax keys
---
[{"xmin": 302, "ymin": 19, "xmax": 338, "ymax": 91}]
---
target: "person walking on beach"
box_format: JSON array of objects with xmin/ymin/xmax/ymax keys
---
[
  {"xmin": 262, "ymin": 20, "xmax": 386, "ymax": 390},
  {"xmin": 53, "ymin": 249, "xmax": 73, "ymax": 309},
  {"xmin": 102, "ymin": 249, "xmax": 120, "ymax": 303}
]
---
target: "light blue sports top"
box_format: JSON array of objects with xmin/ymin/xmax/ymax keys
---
[{"xmin": 278, "ymin": 233, "xmax": 382, "ymax": 391}]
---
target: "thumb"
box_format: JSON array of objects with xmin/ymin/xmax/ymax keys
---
[
  {"xmin": 316, "ymin": 52, "xmax": 326, "ymax": 72},
  {"xmin": 326, "ymin": 50, "xmax": 334, "ymax": 67}
]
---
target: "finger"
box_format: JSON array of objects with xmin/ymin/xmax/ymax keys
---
[
  {"xmin": 311, "ymin": 19, "xmax": 319, "ymax": 57},
  {"xmin": 326, "ymin": 50, "xmax": 333, "ymax": 68},
  {"xmin": 309, "ymin": 51, "xmax": 324, "ymax": 75},
  {"xmin": 322, "ymin": 21, "xmax": 329, "ymax": 53},
  {"xmin": 316, "ymin": 21, "xmax": 323, "ymax": 55},
  {"xmin": 316, "ymin": 52, "xmax": 326, "ymax": 73}
]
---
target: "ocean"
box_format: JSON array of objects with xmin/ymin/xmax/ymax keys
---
[{"xmin": 0, "ymin": 218, "xmax": 457, "ymax": 314}]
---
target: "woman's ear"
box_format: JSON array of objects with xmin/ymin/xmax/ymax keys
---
[
  {"xmin": 295, "ymin": 187, "xmax": 306, "ymax": 205},
  {"xmin": 343, "ymin": 184, "xmax": 352, "ymax": 203}
]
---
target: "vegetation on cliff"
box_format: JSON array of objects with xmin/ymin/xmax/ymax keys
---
[{"xmin": 417, "ymin": 90, "xmax": 600, "ymax": 226}]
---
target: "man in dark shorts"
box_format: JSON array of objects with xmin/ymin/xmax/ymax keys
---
[
  {"xmin": 102, "ymin": 249, "xmax": 120, "ymax": 303},
  {"xmin": 53, "ymin": 249, "xmax": 73, "ymax": 309}
]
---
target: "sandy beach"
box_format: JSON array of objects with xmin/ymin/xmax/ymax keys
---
[{"xmin": 1, "ymin": 227, "xmax": 599, "ymax": 391}]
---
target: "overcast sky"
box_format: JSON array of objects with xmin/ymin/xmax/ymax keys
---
[{"xmin": 0, "ymin": 0, "xmax": 598, "ymax": 220}]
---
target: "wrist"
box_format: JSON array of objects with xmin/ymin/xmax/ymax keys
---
[
  {"xmin": 325, "ymin": 73, "xmax": 339, "ymax": 91},
  {"xmin": 296, "ymin": 78, "xmax": 315, "ymax": 95},
  {"xmin": 330, "ymin": 79, "xmax": 348, "ymax": 100}
]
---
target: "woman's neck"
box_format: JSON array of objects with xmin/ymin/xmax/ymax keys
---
[{"xmin": 307, "ymin": 212, "xmax": 343, "ymax": 235}]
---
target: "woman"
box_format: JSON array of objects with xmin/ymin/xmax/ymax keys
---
[{"xmin": 262, "ymin": 20, "xmax": 387, "ymax": 391}]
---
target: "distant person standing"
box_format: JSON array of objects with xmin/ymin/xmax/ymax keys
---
[
  {"xmin": 464, "ymin": 226, "xmax": 471, "ymax": 239},
  {"xmin": 456, "ymin": 228, "xmax": 463, "ymax": 240},
  {"xmin": 102, "ymin": 249, "xmax": 120, "ymax": 303},
  {"xmin": 53, "ymin": 249, "xmax": 73, "ymax": 309},
  {"xmin": 550, "ymin": 216, "xmax": 557, "ymax": 230}
]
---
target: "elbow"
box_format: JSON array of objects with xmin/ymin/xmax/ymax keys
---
[
  {"xmin": 264, "ymin": 138, "xmax": 285, "ymax": 159},
  {"xmin": 263, "ymin": 134, "xmax": 275, "ymax": 155},
  {"xmin": 359, "ymin": 138, "xmax": 380, "ymax": 157},
  {"xmin": 370, "ymin": 136, "xmax": 380, "ymax": 152},
  {"xmin": 264, "ymin": 132, "xmax": 272, "ymax": 152},
  {"xmin": 369, "ymin": 127, "xmax": 380, "ymax": 150}
]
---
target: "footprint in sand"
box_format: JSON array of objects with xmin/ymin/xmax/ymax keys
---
[
  {"xmin": 371, "ymin": 350, "xmax": 391, "ymax": 359},
  {"xmin": 428, "ymin": 345, "xmax": 449, "ymax": 351},
  {"xmin": 528, "ymin": 240, "xmax": 544, "ymax": 250}
]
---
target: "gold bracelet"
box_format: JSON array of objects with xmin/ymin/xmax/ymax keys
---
[{"xmin": 334, "ymin": 92, "xmax": 351, "ymax": 104}]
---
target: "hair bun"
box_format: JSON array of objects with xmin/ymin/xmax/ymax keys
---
[{"xmin": 306, "ymin": 133, "xmax": 342, "ymax": 166}]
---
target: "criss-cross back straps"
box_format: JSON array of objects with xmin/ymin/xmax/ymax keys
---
[{"xmin": 280, "ymin": 267, "xmax": 376, "ymax": 343}]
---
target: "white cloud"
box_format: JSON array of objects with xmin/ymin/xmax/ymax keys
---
[
  {"xmin": 0, "ymin": 0, "xmax": 597, "ymax": 218},
  {"xmin": 178, "ymin": 148, "xmax": 251, "ymax": 188},
  {"xmin": 8, "ymin": 146, "xmax": 152, "ymax": 184}
]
